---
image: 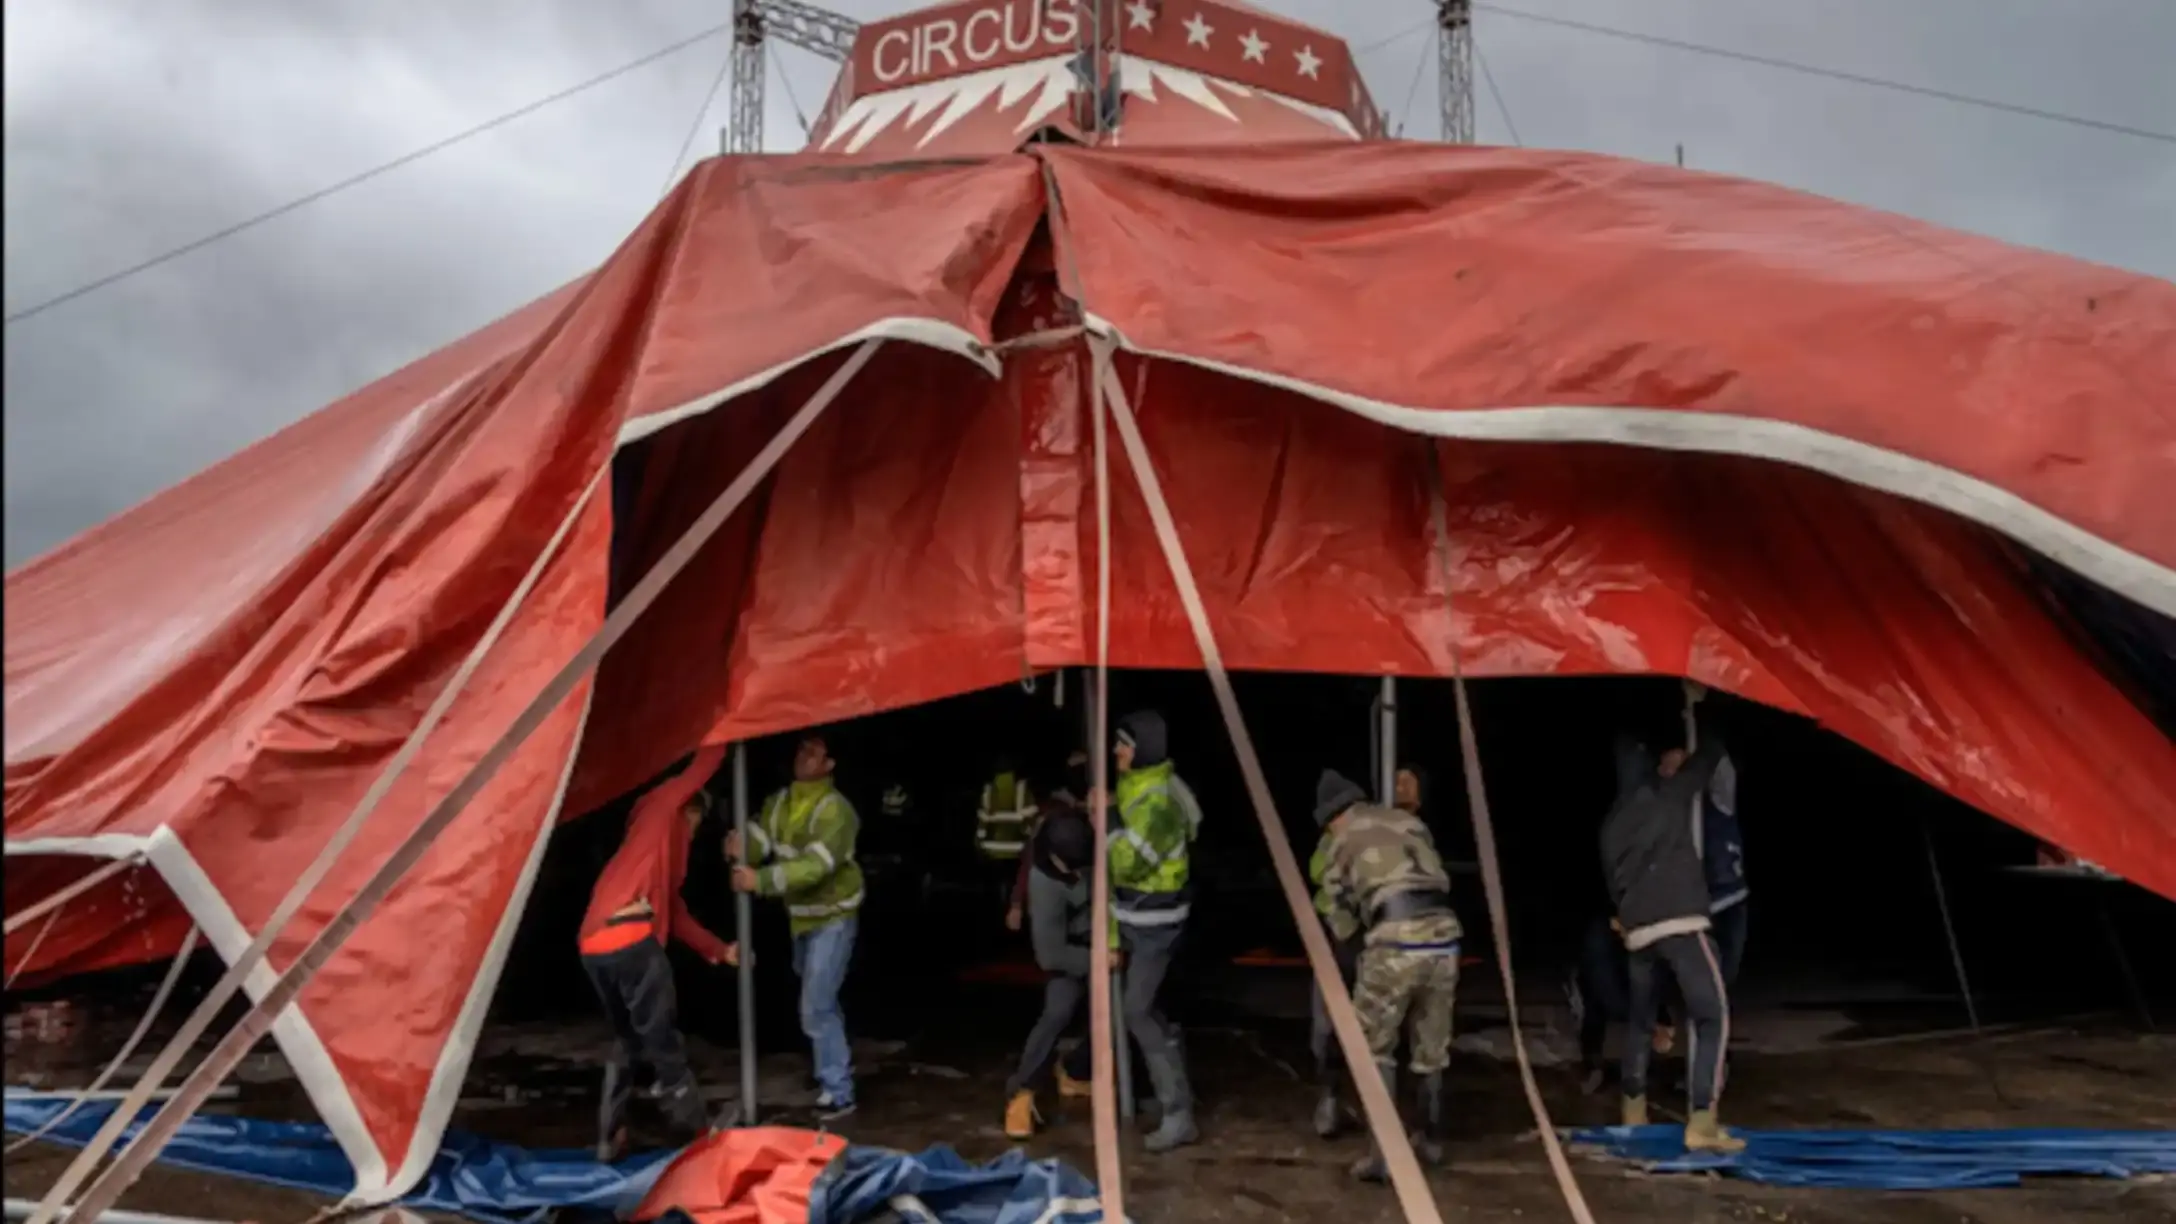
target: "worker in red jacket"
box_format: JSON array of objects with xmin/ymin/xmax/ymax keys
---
[{"xmin": 578, "ymin": 745, "xmax": 735, "ymax": 1159}]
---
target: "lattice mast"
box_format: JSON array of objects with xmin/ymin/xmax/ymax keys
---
[
  {"xmin": 726, "ymin": 0, "xmax": 860, "ymax": 154},
  {"xmin": 1437, "ymin": 0, "xmax": 1475, "ymax": 144}
]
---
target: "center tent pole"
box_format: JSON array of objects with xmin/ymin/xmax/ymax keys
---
[
  {"xmin": 53, "ymin": 340, "xmax": 887, "ymax": 1224},
  {"xmin": 1079, "ymin": 665, "xmax": 1135, "ymax": 1121},
  {"xmin": 731, "ymin": 743, "xmax": 760, "ymax": 1122},
  {"xmin": 1378, "ymin": 676, "xmax": 1398, "ymax": 804}
]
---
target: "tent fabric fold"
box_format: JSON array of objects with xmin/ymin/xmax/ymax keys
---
[{"xmin": 7, "ymin": 142, "xmax": 2175, "ymax": 1204}]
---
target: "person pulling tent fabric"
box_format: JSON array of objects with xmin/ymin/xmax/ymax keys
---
[
  {"xmin": 1104, "ymin": 709, "xmax": 1202, "ymax": 1153},
  {"xmin": 577, "ymin": 746, "xmax": 736, "ymax": 1160},
  {"xmin": 729, "ymin": 733, "xmax": 864, "ymax": 1120},
  {"xmin": 1312, "ymin": 769, "xmax": 1462, "ymax": 1181},
  {"xmin": 1599, "ymin": 681, "xmax": 1744, "ymax": 1154},
  {"xmin": 1003, "ymin": 798, "xmax": 1114, "ymax": 1139}
]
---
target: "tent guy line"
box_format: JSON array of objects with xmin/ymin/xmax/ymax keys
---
[{"xmin": 1475, "ymin": 2, "xmax": 2176, "ymax": 145}]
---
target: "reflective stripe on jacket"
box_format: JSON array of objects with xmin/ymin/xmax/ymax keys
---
[
  {"xmin": 975, "ymin": 771, "xmax": 1037, "ymax": 861},
  {"xmin": 748, "ymin": 779, "xmax": 864, "ymax": 935},
  {"xmin": 1109, "ymin": 760, "xmax": 1191, "ymax": 926}
]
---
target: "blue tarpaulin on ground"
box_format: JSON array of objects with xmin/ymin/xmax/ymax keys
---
[
  {"xmin": 6, "ymin": 1097, "xmax": 1110, "ymax": 1224},
  {"xmin": 809, "ymin": 1145, "xmax": 1110, "ymax": 1224},
  {"xmin": 4, "ymin": 1097, "xmax": 672, "ymax": 1224},
  {"xmin": 1568, "ymin": 1124, "xmax": 2176, "ymax": 1189}
]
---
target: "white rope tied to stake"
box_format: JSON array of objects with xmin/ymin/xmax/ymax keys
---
[
  {"xmin": 1424, "ymin": 443, "xmax": 1599, "ymax": 1224},
  {"xmin": 50, "ymin": 340, "xmax": 886, "ymax": 1224},
  {"xmin": 1092, "ymin": 347, "xmax": 1445, "ymax": 1224}
]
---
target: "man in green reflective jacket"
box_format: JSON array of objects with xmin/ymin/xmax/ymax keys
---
[
  {"xmin": 729, "ymin": 733, "xmax": 864, "ymax": 1119},
  {"xmin": 1107, "ymin": 709, "xmax": 1201, "ymax": 1152}
]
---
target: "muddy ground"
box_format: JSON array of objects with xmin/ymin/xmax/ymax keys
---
[{"xmin": 8, "ymin": 994, "xmax": 2174, "ymax": 1224}]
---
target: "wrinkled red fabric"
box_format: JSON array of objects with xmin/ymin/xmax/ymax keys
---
[
  {"xmin": 6, "ymin": 143, "xmax": 2173, "ymax": 1203},
  {"xmin": 633, "ymin": 1127, "xmax": 845, "ymax": 1224}
]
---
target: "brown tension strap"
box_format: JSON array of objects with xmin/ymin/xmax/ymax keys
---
[
  {"xmin": 1425, "ymin": 448, "xmax": 1599, "ymax": 1224},
  {"xmin": 3, "ymin": 856, "xmax": 137, "ymax": 938},
  {"xmin": 1084, "ymin": 337, "xmax": 1126, "ymax": 1222},
  {"xmin": 1095, "ymin": 348, "xmax": 1445, "ymax": 1224},
  {"xmin": 52, "ymin": 340, "xmax": 886, "ymax": 1224}
]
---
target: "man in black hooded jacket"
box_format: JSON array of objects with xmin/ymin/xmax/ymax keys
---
[{"xmin": 1598, "ymin": 681, "xmax": 1745, "ymax": 1153}]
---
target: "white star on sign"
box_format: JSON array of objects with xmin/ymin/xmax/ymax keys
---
[
  {"xmin": 1239, "ymin": 29, "xmax": 1269, "ymax": 63},
  {"xmin": 1126, "ymin": 0, "xmax": 1156, "ymax": 31},
  {"xmin": 1294, "ymin": 45, "xmax": 1322, "ymax": 79},
  {"xmin": 1183, "ymin": 12, "xmax": 1213, "ymax": 48}
]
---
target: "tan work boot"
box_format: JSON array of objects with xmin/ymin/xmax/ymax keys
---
[
  {"xmin": 1056, "ymin": 1065, "xmax": 1093, "ymax": 1099},
  {"xmin": 1684, "ymin": 1108, "xmax": 1746, "ymax": 1154},
  {"xmin": 1620, "ymin": 1095, "xmax": 1649, "ymax": 1127},
  {"xmin": 1004, "ymin": 1090, "xmax": 1040, "ymax": 1141}
]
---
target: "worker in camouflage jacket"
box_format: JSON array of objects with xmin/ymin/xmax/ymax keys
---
[
  {"xmin": 1313, "ymin": 769, "xmax": 1462, "ymax": 1181},
  {"xmin": 729, "ymin": 732, "xmax": 864, "ymax": 1120}
]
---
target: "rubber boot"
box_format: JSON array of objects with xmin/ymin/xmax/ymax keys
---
[
  {"xmin": 1620, "ymin": 1094, "xmax": 1649, "ymax": 1127},
  {"xmin": 658, "ymin": 1074, "xmax": 711, "ymax": 1140},
  {"xmin": 1411, "ymin": 1071, "xmax": 1447, "ymax": 1166},
  {"xmin": 1004, "ymin": 1090, "xmax": 1040, "ymax": 1141},
  {"xmin": 1311, "ymin": 1079, "xmax": 1342, "ymax": 1139},
  {"xmin": 1056, "ymin": 1063, "xmax": 1093, "ymax": 1100},
  {"xmin": 1684, "ymin": 1108, "xmax": 1746, "ymax": 1154},
  {"xmin": 1349, "ymin": 1059, "xmax": 1400, "ymax": 1183},
  {"xmin": 596, "ymin": 1060, "xmax": 632, "ymax": 1162},
  {"xmin": 1141, "ymin": 1048, "xmax": 1200, "ymax": 1153}
]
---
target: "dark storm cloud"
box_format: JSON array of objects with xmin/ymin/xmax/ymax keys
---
[{"xmin": 5, "ymin": 0, "xmax": 2172, "ymax": 566}]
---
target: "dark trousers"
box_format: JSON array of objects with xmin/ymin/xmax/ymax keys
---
[
  {"xmin": 582, "ymin": 939, "xmax": 704, "ymax": 1136},
  {"xmin": 1119, "ymin": 922, "xmax": 1192, "ymax": 1114},
  {"xmin": 1308, "ymin": 935, "xmax": 1362, "ymax": 1070},
  {"xmin": 1574, "ymin": 918, "xmax": 1631, "ymax": 1076},
  {"xmin": 1622, "ymin": 931, "xmax": 1730, "ymax": 1112},
  {"xmin": 1710, "ymin": 899, "xmax": 1749, "ymax": 991},
  {"xmin": 1007, "ymin": 971, "xmax": 1096, "ymax": 1095}
]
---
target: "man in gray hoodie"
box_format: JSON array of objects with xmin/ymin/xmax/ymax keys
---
[
  {"xmin": 1001, "ymin": 803, "xmax": 1107, "ymax": 1139},
  {"xmin": 1598, "ymin": 681, "xmax": 1744, "ymax": 1153}
]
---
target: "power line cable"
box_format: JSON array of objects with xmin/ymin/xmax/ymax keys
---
[
  {"xmin": 1477, "ymin": 43, "xmax": 1522, "ymax": 146},
  {"xmin": 657, "ymin": 40, "xmax": 736, "ymax": 199},
  {"xmin": 1474, "ymin": 3, "xmax": 2176, "ymax": 145},
  {"xmin": 1354, "ymin": 15, "xmax": 1436, "ymax": 57},
  {"xmin": 770, "ymin": 43, "xmax": 813, "ymax": 138},
  {"xmin": 1393, "ymin": 27, "xmax": 1437, "ymax": 138},
  {"xmin": 6, "ymin": 20, "xmax": 734, "ymax": 327}
]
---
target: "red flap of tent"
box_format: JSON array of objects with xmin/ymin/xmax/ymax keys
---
[
  {"xmin": 1039, "ymin": 142, "xmax": 2176, "ymax": 618},
  {"xmin": 3, "ymin": 153, "xmax": 1044, "ymax": 1202}
]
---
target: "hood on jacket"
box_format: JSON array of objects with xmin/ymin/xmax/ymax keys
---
[
  {"xmin": 1313, "ymin": 769, "xmax": 1368, "ymax": 827},
  {"xmin": 1116, "ymin": 710, "xmax": 1169, "ymax": 770}
]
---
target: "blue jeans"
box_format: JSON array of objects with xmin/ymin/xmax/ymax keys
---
[{"xmin": 792, "ymin": 916, "xmax": 857, "ymax": 1104}]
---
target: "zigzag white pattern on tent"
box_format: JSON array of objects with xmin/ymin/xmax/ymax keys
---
[{"xmin": 819, "ymin": 54, "xmax": 1359, "ymax": 155}]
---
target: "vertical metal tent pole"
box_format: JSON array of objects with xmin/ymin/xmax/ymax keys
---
[
  {"xmin": 1080, "ymin": 666, "xmax": 1135, "ymax": 1120},
  {"xmin": 1919, "ymin": 818, "xmax": 1981, "ymax": 1032},
  {"xmin": 732, "ymin": 744, "xmax": 760, "ymax": 1122},
  {"xmin": 1377, "ymin": 676, "xmax": 1397, "ymax": 804}
]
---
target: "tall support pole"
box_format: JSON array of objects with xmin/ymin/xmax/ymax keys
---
[
  {"xmin": 1079, "ymin": 666, "xmax": 1135, "ymax": 1120},
  {"xmin": 1437, "ymin": 0, "xmax": 1476, "ymax": 144},
  {"xmin": 731, "ymin": 744, "xmax": 760, "ymax": 1122},
  {"xmin": 1377, "ymin": 676, "xmax": 1397, "ymax": 805},
  {"xmin": 1920, "ymin": 818, "xmax": 1981, "ymax": 1032},
  {"xmin": 728, "ymin": 0, "xmax": 765, "ymax": 154}
]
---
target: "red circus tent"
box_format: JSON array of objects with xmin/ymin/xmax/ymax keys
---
[{"xmin": 7, "ymin": 6, "xmax": 2175, "ymax": 1206}]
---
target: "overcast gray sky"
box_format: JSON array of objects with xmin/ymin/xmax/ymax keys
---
[{"xmin": 5, "ymin": 0, "xmax": 2173, "ymax": 567}]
